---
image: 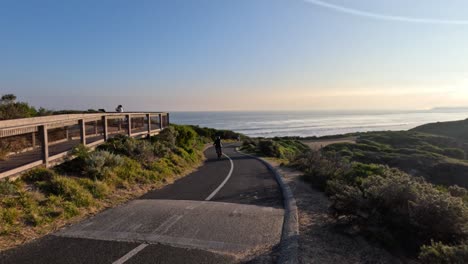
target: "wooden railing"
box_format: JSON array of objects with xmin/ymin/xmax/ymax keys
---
[{"xmin": 0, "ymin": 112, "xmax": 169, "ymax": 179}]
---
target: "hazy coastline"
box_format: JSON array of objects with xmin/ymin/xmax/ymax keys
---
[{"xmin": 171, "ymin": 110, "xmax": 468, "ymax": 138}]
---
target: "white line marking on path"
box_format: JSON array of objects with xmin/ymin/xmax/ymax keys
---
[
  {"xmin": 205, "ymin": 153, "xmax": 234, "ymax": 201},
  {"xmin": 112, "ymin": 147, "xmax": 235, "ymax": 263},
  {"xmin": 152, "ymin": 215, "xmax": 183, "ymax": 234},
  {"xmin": 112, "ymin": 244, "xmax": 148, "ymax": 264},
  {"xmin": 113, "ymin": 214, "xmax": 185, "ymax": 263}
]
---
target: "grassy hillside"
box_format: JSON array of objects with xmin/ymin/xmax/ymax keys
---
[
  {"xmin": 323, "ymin": 131, "xmax": 468, "ymax": 188},
  {"xmin": 412, "ymin": 118, "xmax": 468, "ymax": 143},
  {"xmin": 242, "ymin": 123, "xmax": 468, "ymax": 262}
]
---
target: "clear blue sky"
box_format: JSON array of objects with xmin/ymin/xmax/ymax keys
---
[{"xmin": 1, "ymin": 0, "xmax": 468, "ymax": 111}]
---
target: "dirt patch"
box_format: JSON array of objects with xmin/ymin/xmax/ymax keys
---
[
  {"xmin": 301, "ymin": 137, "xmax": 357, "ymax": 150},
  {"xmin": 265, "ymin": 161, "xmax": 402, "ymax": 264}
]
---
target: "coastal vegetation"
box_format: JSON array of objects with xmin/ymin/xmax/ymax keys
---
[
  {"xmin": 0, "ymin": 124, "xmax": 239, "ymax": 250},
  {"xmin": 323, "ymin": 131, "xmax": 468, "ymax": 188},
  {"xmin": 0, "ymin": 93, "xmax": 124, "ymax": 121},
  {"xmin": 242, "ymin": 121, "xmax": 468, "ymax": 263},
  {"xmin": 0, "ymin": 94, "xmax": 40, "ymax": 120},
  {"xmin": 412, "ymin": 118, "xmax": 468, "ymax": 143}
]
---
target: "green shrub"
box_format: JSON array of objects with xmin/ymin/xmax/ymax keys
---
[
  {"xmin": 175, "ymin": 147, "xmax": 201, "ymax": 164},
  {"xmin": 0, "ymin": 179, "xmax": 21, "ymax": 196},
  {"xmin": 188, "ymin": 125, "xmax": 240, "ymax": 141},
  {"xmin": 48, "ymin": 176, "xmax": 93, "ymax": 207},
  {"xmin": 419, "ymin": 241, "xmax": 468, "ymax": 264},
  {"xmin": 1, "ymin": 207, "xmax": 20, "ymax": 225},
  {"xmin": 294, "ymin": 150, "xmax": 348, "ymax": 190},
  {"xmin": 241, "ymin": 138, "xmax": 257, "ymax": 152},
  {"xmin": 151, "ymin": 141, "xmax": 171, "ymax": 158},
  {"xmin": 22, "ymin": 167, "xmax": 56, "ymax": 183},
  {"xmin": 43, "ymin": 195, "xmax": 65, "ymax": 218},
  {"xmin": 99, "ymin": 135, "xmax": 128, "ymax": 155},
  {"xmin": 343, "ymin": 163, "xmax": 386, "ymax": 182},
  {"xmin": 217, "ymin": 129, "xmax": 240, "ymax": 140},
  {"xmin": 257, "ymin": 140, "xmax": 281, "ymax": 157},
  {"xmin": 84, "ymin": 150, "xmax": 124, "ymax": 180},
  {"xmin": 100, "ymin": 136, "xmax": 166, "ymax": 164},
  {"xmin": 23, "ymin": 203, "xmax": 44, "ymax": 227},
  {"xmin": 112, "ymin": 157, "xmax": 145, "ymax": 182},
  {"xmin": 418, "ymin": 144, "xmax": 444, "ymax": 154},
  {"xmin": 72, "ymin": 144, "xmax": 91, "ymax": 160},
  {"xmin": 78, "ymin": 178, "xmax": 110, "ymax": 199},
  {"xmin": 153, "ymin": 126, "xmax": 178, "ymax": 149},
  {"xmin": 189, "ymin": 125, "xmax": 217, "ymax": 140},
  {"xmin": 111, "ymin": 157, "xmax": 161, "ymax": 184},
  {"xmin": 409, "ymin": 186, "xmax": 467, "ymax": 243},
  {"xmin": 173, "ymin": 125, "xmax": 197, "ymax": 151},
  {"xmin": 449, "ymin": 185, "xmax": 468, "ymax": 198},
  {"xmin": 443, "ymin": 148, "xmax": 466, "ymax": 160},
  {"xmin": 150, "ymin": 158, "xmax": 174, "ymax": 177},
  {"xmin": 0, "ymin": 94, "xmax": 38, "ymax": 120},
  {"xmin": 293, "ymin": 146, "xmax": 468, "ymax": 254},
  {"xmin": 329, "ymin": 166, "xmax": 468, "ymax": 250},
  {"xmin": 131, "ymin": 140, "xmax": 158, "ymax": 162},
  {"xmin": 318, "ymin": 131, "xmax": 468, "ymax": 188},
  {"xmin": 62, "ymin": 201, "xmax": 79, "ymax": 218},
  {"xmin": 52, "ymin": 145, "xmax": 91, "ymax": 175}
]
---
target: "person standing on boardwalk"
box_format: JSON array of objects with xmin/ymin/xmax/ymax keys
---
[
  {"xmin": 116, "ymin": 105, "xmax": 124, "ymax": 112},
  {"xmin": 115, "ymin": 105, "xmax": 124, "ymax": 130}
]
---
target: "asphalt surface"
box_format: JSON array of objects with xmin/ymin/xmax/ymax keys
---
[{"xmin": 0, "ymin": 144, "xmax": 284, "ymax": 264}]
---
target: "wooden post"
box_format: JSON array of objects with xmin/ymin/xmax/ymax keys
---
[
  {"xmin": 79, "ymin": 119, "xmax": 86, "ymax": 145},
  {"xmin": 147, "ymin": 114, "xmax": 151, "ymax": 136},
  {"xmin": 31, "ymin": 132, "xmax": 36, "ymax": 148},
  {"xmin": 159, "ymin": 114, "xmax": 163, "ymax": 129},
  {"xmin": 102, "ymin": 116, "xmax": 108, "ymax": 141},
  {"xmin": 127, "ymin": 114, "xmax": 132, "ymax": 136},
  {"xmin": 94, "ymin": 120, "xmax": 98, "ymax": 135},
  {"xmin": 39, "ymin": 125, "xmax": 49, "ymax": 167}
]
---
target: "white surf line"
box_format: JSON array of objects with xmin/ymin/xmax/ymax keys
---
[
  {"xmin": 112, "ymin": 243, "xmax": 148, "ymax": 264},
  {"xmin": 205, "ymin": 152, "xmax": 234, "ymax": 201}
]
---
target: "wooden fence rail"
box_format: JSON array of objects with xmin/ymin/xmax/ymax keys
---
[{"xmin": 0, "ymin": 112, "xmax": 170, "ymax": 179}]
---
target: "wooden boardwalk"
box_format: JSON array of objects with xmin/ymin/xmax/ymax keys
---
[
  {"xmin": 0, "ymin": 112, "xmax": 169, "ymax": 179},
  {"xmin": 0, "ymin": 135, "xmax": 104, "ymax": 173}
]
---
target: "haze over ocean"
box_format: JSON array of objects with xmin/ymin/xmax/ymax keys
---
[{"xmin": 171, "ymin": 110, "xmax": 468, "ymax": 138}]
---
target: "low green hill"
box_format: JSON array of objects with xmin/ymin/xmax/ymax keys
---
[{"xmin": 412, "ymin": 118, "xmax": 468, "ymax": 143}]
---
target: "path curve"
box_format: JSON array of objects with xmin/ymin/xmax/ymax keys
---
[{"xmin": 0, "ymin": 144, "xmax": 284, "ymax": 264}]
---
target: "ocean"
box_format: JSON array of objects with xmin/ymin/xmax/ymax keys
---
[{"xmin": 170, "ymin": 110, "xmax": 468, "ymax": 138}]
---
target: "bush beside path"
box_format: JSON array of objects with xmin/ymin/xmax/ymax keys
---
[{"xmin": 242, "ymin": 135, "xmax": 468, "ymax": 263}]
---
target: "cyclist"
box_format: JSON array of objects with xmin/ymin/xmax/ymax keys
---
[{"xmin": 214, "ymin": 136, "xmax": 222, "ymax": 158}]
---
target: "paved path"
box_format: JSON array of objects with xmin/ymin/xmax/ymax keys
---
[{"xmin": 0, "ymin": 144, "xmax": 284, "ymax": 264}]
